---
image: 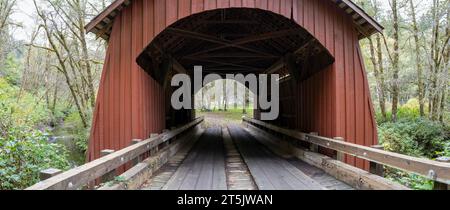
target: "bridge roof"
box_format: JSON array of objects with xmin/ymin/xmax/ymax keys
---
[{"xmin": 85, "ymin": 0, "xmax": 383, "ymax": 40}]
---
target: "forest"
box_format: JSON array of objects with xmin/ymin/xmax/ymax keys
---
[{"xmin": 0, "ymin": 0, "xmax": 448, "ymax": 190}]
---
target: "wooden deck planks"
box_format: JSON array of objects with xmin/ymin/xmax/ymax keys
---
[
  {"xmin": 163, "ymin": 127, "xmax": 227, "ymax": 190},
  {"xmin": 142, "ymin": 125, "xmax": 354, "ymax": 191},
  {"xmin": 141, "ymin": 133, "xmax": 200, "ymax": 190},
  {"xmin": 288, "ymin": 159, "xmax": 353, "ymax": 190},
  {"xmin": 223, "ymin": 127, "xmax": 257, "ymax": 190},
  {"xmin": 228, "ymin": 126, "xmax": 325, "ymax": 190}
]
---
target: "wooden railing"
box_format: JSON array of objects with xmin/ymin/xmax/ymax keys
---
[
  {"xmin": 243, "ymin": 117, "xmax": 450, "ymax": 189},
  {"xmin": 26, "ymin": 117, "xmax": 204, "ymax": 190}
]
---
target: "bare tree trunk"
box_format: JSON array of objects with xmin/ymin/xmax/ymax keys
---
[
  {"xmin": 390, "ymin": 0, "xmax": 401, "ymax": 122},
  {"xmin": 75, "ymin": 0, "xmax": 96, "ymax": 108},
  {"xmin": 223, "ymin": 80, "xmax": 227, "ymax": 111},
  {"xmin": 234, "ymin": 81, "xmax": 238, "ymax": 110},
  {"xmin": 428, "ymin": 0, "xmax": 445, "ymax": 121},
  {"xmin": 34, "ymin": 0, "xmax": 89, "ymax": 128},
  {"xmin": 243, "ymin": 88, "xmax": 249, "ymax": 114},
  {"xmin": 440, "ymin": 4, "xmax": 450, "ymax": 122},
  {"xmin": 409, "ymin": 0, "xmax": 426, "ymax": 117},
  {"xmin": 368, "ymin": 36, "xmax": 387, "ymax": 121}
]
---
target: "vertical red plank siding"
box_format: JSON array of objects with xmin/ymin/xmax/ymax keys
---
[
  {"xmin": 192, "ymin": 0, "xmax": 204, "ymax": 13},
  {"xmin": 230, "ymin": 0, "xmax": 242, "ymax": 7},
  {"xmin": 88, "ymin": 0, "xmax": 379, "ymax": 170},
  {"xmin": 178, "ymin": 0, "xmax": 191, "ymax": 20}
]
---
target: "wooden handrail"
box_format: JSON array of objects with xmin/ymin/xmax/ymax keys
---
[
  {"xmin": 243, "ymin": 117, "xmax": 450, "ymax": 184},
  {"xmin": 26, "ymin": 117, "xmax": 204, "ymax": 190}
]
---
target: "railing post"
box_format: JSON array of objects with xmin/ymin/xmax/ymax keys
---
[
  {"xmin": 334, "ymin": 137, "xmax": 345, "ymax": 162},
  {"xmin": 131, "ymin": 139, "xmax": 143, "ymax": 166},
  {"xmin": 101, "ymin": 149, "xmax": 116, "ymax": 183},
  {"xmin": 433, "ymin": 157, "xmax": 450, "ymax": 190},
  {"xmin": 370, "ymin": 145, "xmax": 385, "ymax": 177},
  {"xmin": 309, "ymin": 132, "xmax": 319, "ymax": 153},
  {"xmin": 40, "ymin": 168, "xmax": 62, "ymax": 181},
  {"xmin": 163, "ymin": 129, "xmax": 171, "ymax": 147},
  {"xmin": 150, "ymin": 133, "xmax": 159, "ymax": 156}
]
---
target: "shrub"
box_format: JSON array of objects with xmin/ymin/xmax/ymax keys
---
[
  {"xmin": 64, "ymin": 112, "xmax": 90, "ymax": 153},
  {"xmin": 1, "ymin": 53, "xmax": 22, "ymax": 85},
  {"xmin": 385, "ymin": 168, "xmax": 434, "ymax": 190},
  {"xmin": 0, "ymin": 77, "xmax": 70, "ymax": 189},
  {"xmin": 0, "ymin": 78, "xmax": 51, "ymax": 126},
  {"xmin": 375, "ymin": 98, "xmax": 428, "ymax": 124},
  {"xmin": 379, "ymin": 118, "xmax": 448, "ymax": 158},
  {"xmin": 0, "ymin": 125, "xmax": 70, "ymax": 190},
  {"xmin": 397, "ymin": 99, "xmax": 421, "ymax": 120}
]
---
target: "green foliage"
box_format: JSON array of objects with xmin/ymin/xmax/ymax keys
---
[
  {"xmin": 0, "ymin": 77, "xmax": 70, "ymax": 189},
  {"xmin": 375, "ymin": 99, "xmax": 425, "ymax": 124},
  {"xmin": 63, "ymin": 111, "xmax": 90, "ymax": 153},
  {"xmin": 0, "ymin": 128, "xmax": 70, "ymax": 190},
  {"xmin": 379, "ymin": 118, "xmax": 448, "ymax": 158},
  {"xmin": 396, "ymin": 99, "xmax": 422, "ymax": 120},
  {"xmin": 440, "ymin": 141, "xmax": 450, "ymax": 157},
  {"xmin": 377, "ymin": 100, "xmax": 449, "ymax": 190},
  {"xmin": 197, "ymin": 107, "xmax": 254, "ymax": 124},
  {"xmin": 385, "ymin": 168, "xmax": 434, "ymax": 190},
  {"xmin": 0, "ymin": 78, "xmax": 51, "ymax": 126},
  {"xmin": 1, "ymin": 53, "xmax": 22, "ymax": 85}
]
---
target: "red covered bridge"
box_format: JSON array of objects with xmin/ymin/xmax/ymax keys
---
[{"xmin": 27, "ymin": 0, "xmax": 450, "ymax": 190}]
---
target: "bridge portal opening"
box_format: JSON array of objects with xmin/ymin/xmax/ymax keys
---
[
  {"xmin": 136, "ymin": 8, "xmax": 334, "ymax": 128},
  {"xmin": 195, "ymin": 79, "xmax": 256, "ymax": 126}
]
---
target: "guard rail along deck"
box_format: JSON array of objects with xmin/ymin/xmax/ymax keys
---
[
  {"xmin": 243, "ymin": 117, "xmax": 450, "ymax": 189},
  {"xmin": 26, "ymin": 117, "xmax": 204, "ymax": 190}
]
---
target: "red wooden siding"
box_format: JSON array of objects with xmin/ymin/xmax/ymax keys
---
[{"xmin": 88, "ymin": 0, "xmax": 378, "ymax": 171}]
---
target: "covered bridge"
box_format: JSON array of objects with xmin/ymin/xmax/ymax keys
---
[
  {"xmin": 27, "ymin": 0, "xmax": 450, "ymax": 191},
  {"xmin": 85, "ymin": 0, "xmax": 383, "ymax": 171}
]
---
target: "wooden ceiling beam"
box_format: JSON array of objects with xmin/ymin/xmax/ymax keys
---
[
  {"xmin": 185, "ymin": 52, "xmax": 279, "ymax": 59},
  {"xmin": 172, "ymin": 57, "xmax": 188, "ymax": 74},
  {"xmin": 184, "ymin": 57, "xmax": 263, "ymax": 71},
  {"xmin": 264, "ymin": 58, "xmax": 286, "ymax": 74},
  {"xmin": 264, "ymin": 38, "xmax": 317, "ymax": 75},
  {"xmin": 198, "ymin": 20, "xmax": 259, "ymax": 24},
  {"xmin": 183, "ymin": 28, "xmax": 301, "ymax": 58},
  {"xmin": 165, "ymin": 27, "xmax": 276, "ymax": 57}
]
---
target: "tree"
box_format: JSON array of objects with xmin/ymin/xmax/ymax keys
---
[
  {"xmin": 427, "ymin": 0, "xmax": 449, "ymax": 121},
  {"xmin": 408, "ymin": 0, "xmax": 426, "ymax": 117},
  {"xmin": 32, "ymin": 0, "xmax": 104, "ymax": 128},
  {"xmin": 0, "ymin": 0, "xmax": 16, "ymax": 64},
  {"xmin": 234, "ymin": 80, "xmax": 238, "ymax": 109},
  {"xmin": 363, "ymin": 0, "xmax": 388, "ymax": 121},
  {"xmin": 390, "ymin": 0, "xmax": 401, "ymax": 122}
]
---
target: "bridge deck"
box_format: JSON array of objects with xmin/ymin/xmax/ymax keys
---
[
  {"xmin": 162, "ymin": 127, "xmax": 227, "ymax": 190},
  {"xmin": 140, "ymin": 126, "xmax": 352, "ymax": 190},
  {"xmin": 228, "ymin": 126, "xmax": 324, "ymax": 190}
]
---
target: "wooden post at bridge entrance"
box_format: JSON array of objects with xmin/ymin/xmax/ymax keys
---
[
  {"xmin": 434, "ymin": 157, "xmax": 450, "ymax": 190},
  {"xmin": 40, "ymin": 168, "xmax": 62, "ymax": 181}
]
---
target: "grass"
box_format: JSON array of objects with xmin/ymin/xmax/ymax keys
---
[{"xmin": 196, "ymin": 107, "xmax": 254, "ymax": 127}]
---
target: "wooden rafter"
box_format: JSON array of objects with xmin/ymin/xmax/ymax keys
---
[
  {"xmin": 185, "ymin": 52, "xmax": 278, "ymax": 59},
  {"xmin": 165, "ymin": 27, "xmax": 277, "ymax": 57},
  {"xmin": 181, "ymin": 28, "xmax": 301, "ymax": 58},
  {"xmin": 185, "ymin": 57, "xmax": 263, "ymax": 71}
]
